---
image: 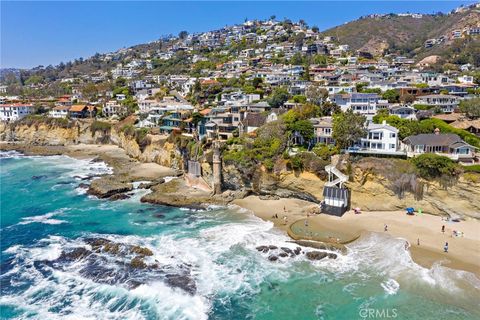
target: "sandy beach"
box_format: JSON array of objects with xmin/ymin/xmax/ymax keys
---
[{"xmin": 234, "ymin": 195, "xmax": 480, "ymax": 277}]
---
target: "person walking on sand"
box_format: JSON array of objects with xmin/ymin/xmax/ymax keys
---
[
  {"xmin": 304, "ymin": 219, "xmax": 308, "ymax": 227},
  {"xmin": 444, "ymin": 242, "xmax": 449, "ymax": 253},
  {"xmin": 384, "ymin": 224, "xmax": 388, "ymax": 232},
  {"xmin": 417, "ymin": 238, "xmax": 420, "ymax": 246},
  {"xmin": 283, "ymin": 206, "xmax": 286, "ymax": 213},
  {"xmin": 442, "ymin": 225, "xmax": 445, "ymax": 233},
  {"xmin": 283, "ymin": 216, "xmax": 288, "ymax": 225}
]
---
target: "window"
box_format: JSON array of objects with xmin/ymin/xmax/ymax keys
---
[
  {"xmin": 390, "ymin": 144, "xmax": 396, "ymax": 149},
  {"xmin": 390, "ymin": 133, "xmax": 396, "ymax": 138}
]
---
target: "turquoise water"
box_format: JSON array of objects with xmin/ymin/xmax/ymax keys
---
[{"xmin": 1, "ymin": 151, "xmax": 479, "ymax": 320}]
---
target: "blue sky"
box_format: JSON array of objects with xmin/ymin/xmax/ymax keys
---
[{"xmin": 1, "ymin": 1, "xmax": 476, "ymax": 69}]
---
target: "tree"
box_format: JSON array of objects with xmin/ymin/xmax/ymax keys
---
[
  {"xmin": 382, "ymin": 89, "xmax": 400, "ymax": 103},
  {"xmin": 320, "ymin": 101, "xmax": 340, "ymax": 116},
  {"xmin": 305, "ymin": 84, "xmax": 328, "ymax": 105},
  {"xmin": 252, "ymin": 77, "xmax": 263, "ymax": 89},
  {"xmin": 268, "ymin": 87, "xmax": 290, "ymax": 108},
  {"xmin": 412, "ymin": 154, "xmax": 459, "ymax": 179},
  {"xmin": 290, "ymin": 119, "xmax": 314, "ymax": 141},
  {"xmin": 332, "ymin": 110, "xmax": 367, "ymax": 149},
  {"xmin": 178, "ymin": 31, "xmax": 188, "ymax": 39},
  {"xmin": 312, "ymin": 26, "xmax": 319, "ymax": 33},
  {"xmin": 82, "ymin": 83, "xmax": 98, "ymax": 101},
  {"xmin": 459, "ymin": 97, "xmax": 480, "ymax": 119}
]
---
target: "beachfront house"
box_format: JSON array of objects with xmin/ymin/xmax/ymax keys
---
[
  {"xmin": 49, "ymin": 105, "xmax": 70, "ymax": 118},
  {"xmin": 356, "ymin": 120, "xmax": 400, "ymax": 154},
  {"xmin": 403, "ymin": 130, "xmax": 476, "ymax": 163},
  {"xmin": 68, "ymin": 104, "xmax": 97, "ymax": 118},
  {"xmin": 0, "ymin": 104, "xmax": 34, "ymax": 122}
]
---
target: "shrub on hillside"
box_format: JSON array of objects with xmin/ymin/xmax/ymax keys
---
[{"xmin": 411, "ymin": 154, "xmax": 459, "ymax": 179}]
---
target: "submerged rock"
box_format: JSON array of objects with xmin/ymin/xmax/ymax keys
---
[
  {"xmin": 305, "ymin": 251, "xmax": 328, "ymax": 261},
  {"xmin": 130, "ymin": 256, "xmax": 147, "ymax": 269},
  {"xmin": 268, "ymin": 255, "xmax": 279, "ymax": 262},
  {"xmin": 58, "ymin": 247, "xmax": 92, "ymax": 261},
  {"xmin": 256, "ymin": 245, "xmax": 269, "ymax": 253},
  {"xmin": 109, "ymin": 193, "xmax": 131, "ymax": 201},
  {"xmin": 165, "ymin": 274, "xmax": 197, "ymax": 295}
]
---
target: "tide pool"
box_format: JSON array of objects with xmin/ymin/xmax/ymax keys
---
[{"xmin": 1, "ymin": 151, "xmax": 479, "ymax": 319}]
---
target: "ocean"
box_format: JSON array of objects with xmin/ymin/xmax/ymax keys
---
[{"xmin": 0, "ymin": 151, "xmax": 479, "ymax": 320}]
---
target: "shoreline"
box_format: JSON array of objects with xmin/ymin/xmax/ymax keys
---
[
  {"xmin": 233, "ymin": 195, "xmax": 480, "ymax": 278},
  {"xmin": 2, "ymin": 142, "xmax": 479, "ymax": 278}
]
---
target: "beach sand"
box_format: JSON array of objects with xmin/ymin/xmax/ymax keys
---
[{"xmin": 233, "ymin": 195, "xmax": 480, "ymax": 277}]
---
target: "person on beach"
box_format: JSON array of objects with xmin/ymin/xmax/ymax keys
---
[
  {"xmin": 384, "ymin": 224, "xmax": 388, "ymax": 232},
  {"xmin": 442, "ymin": 225, "xmax": 445, "ymax": 233},
  {"xmin": 417, "ymin": 238, "xmax": 420, "ymax": 246},
  {"xmin": 404, "ymin": 241, "xmax": 410, "ymax": 250},
  {"xmin": 283, "ymin": 216, "xmax": 288, "ymax": 225},
  {"xmin": 283, "ymin": 206, "xmax": 286, "ymax": 213},
  {"xmin": 444, "ymin": 242, "xmax": 449, "ymax": 253},
  {"xmin": 304, "ymin": 219, "xmax": 308, "ymax": 227}
]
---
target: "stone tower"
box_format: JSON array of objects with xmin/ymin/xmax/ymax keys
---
[{"xmin": 212, "ymin": 141, "xmax": 222, "ymax": 194}]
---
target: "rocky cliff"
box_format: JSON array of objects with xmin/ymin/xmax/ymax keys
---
[{"xmin": 2, "ymin": 120, "xmax": 479, "ymax": 218}]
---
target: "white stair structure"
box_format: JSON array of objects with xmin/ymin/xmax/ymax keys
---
[
  {"xmin": 324, "ymin": 164, "xmax": 348, "ymax": 188},
  {"xmin": 322, "ymin": 164, "xmax": 350, "ymax": 216}
]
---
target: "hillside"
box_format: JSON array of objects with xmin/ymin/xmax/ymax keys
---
[{"xmin": 322, "ymin": 8, "xmax": 480, "ymax": 60}]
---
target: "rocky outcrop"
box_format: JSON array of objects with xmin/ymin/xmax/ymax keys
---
[
  {"xmin": 87, "ymin": 177, "xmax": 133, "ymax": 199},
  {"xmin": 140, "ymin": 179, "xmax": 214, "ymax": 209}
]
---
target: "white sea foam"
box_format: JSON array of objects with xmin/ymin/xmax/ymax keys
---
[
  {"xmin": 18, "ymin": 209, "xmax": 68, "ymax": 225},
  {"xmin": 381, "ymin": 278, "xmax": 400, "ymax": 295}
]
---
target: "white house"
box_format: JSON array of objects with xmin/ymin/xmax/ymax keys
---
[
  {"xmin": 358, "ymin": 120, "xmax": 399, "ymax": 153},
  {"xmin": 0, "ymin": 104, "xmax": 34, "ymax": 122},
  {"xmin": 414, "ymin": 94, "xmax": 459, "ymax": 113},
  {"xmin": 49, "ymin": 105, "xmax": 70, "ymax": 118},
  {"xmin": 103, "ymin": 100, "xmax": 126, "ymax": 118}
]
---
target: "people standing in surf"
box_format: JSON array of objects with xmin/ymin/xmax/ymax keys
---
[{"xmin": 444, "ymin": 242, "xmax": 449, "ymax": 253}]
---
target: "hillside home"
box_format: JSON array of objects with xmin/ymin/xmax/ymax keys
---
[
  {"xmin": 403, "ymin": 131, "xmax": 476, "ymax": 163},
  {"xmin": 103, "ymin": 101, "xmax": 126, "ymax": 118},
  {"xmin": 49, "ymin": 105, "xmax": 70, "ymax": 118},
  {"xmin": 356, "ymin": 121, "xmax": 400, "ymax": 154},
  {"xmin": 389, "ymin": 105, "xmax": 417, "ymax": 120},
  {"xmin": 414, "ymin": 94, "xmax": 459, "ymax": 113},
  {"xmin": 0, "ymin": 104, "xmax": 34, "ymax": 122},
  {"xmin": 69, "ymin": 104, "xmax": 96, "ymax": 118},
  {"xmin": 310, "ymin": 117, "xmax": 334, "ymax": 145},
  {"xmin": 332, "ymin": 93, "xmax": 388, "ymax": 120}
]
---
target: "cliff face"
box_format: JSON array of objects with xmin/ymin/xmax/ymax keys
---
[
  {"xmin": 0, "ymin": 121, "xmax": 181, "ymax": 169},
  {"xmin": 2, "ymin": 121, "xmax": 478, "ymax": 218},
  {"xmin": 348, "ymin": 166, "xmax": 480, "ymax": 219}
]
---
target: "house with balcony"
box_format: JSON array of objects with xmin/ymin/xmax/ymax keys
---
[
  {"xmin": 49, "ymin": 105, "xmax": 70, "ymax": 118},
  {"xmin": 103, "ymin": 100, "xmax": 126, "ymax": 118},
  {"xmin": 0, "ymin": 104, "xmax": 34, "ymax": 122},
  {"xmin": 332, "ymin": 93, "xmax": 389, "ymax": 121},
  {"xmin": 414, "ymin": 94, "xmax": 459, "ymax": 113},
  {"xmin": 389, "ymin": 105, "xmax": 417, "ymax": 120},
  {"xmin": 310, "ymin": 117, "xmax": 334, "ymax": 145},
  {"xmin": 202, "ymin": 106, "xmax": 245, "ymax": 140},
  {"xmin": 355, "ymin": 121, "xmax": 400, "ymax": 154},
  {"xmin": 403, "ymin": 131, "xmax": 476, "ymax": 163}
]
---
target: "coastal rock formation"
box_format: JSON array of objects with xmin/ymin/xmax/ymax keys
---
[
  {"xmin": 347, "ymin": 158, "xmax": 480, "ymax": 219},
  {"xmin": 141, "ymin": 179, "xmax": 215, "ymax": 209},
  {"xmin": 87, "ymin": 177, "xmax": 133, "ymax": 199},
  {"xmin": 44, "ymin": 237, "xmax": 197, "ymax": 294}
]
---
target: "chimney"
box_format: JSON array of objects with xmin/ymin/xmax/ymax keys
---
[{"xmin": 434, "ymin": 128, "xmax": 440, "ymax": 135}]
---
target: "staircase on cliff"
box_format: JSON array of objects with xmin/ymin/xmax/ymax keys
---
[{"xmin": 321, "ymin": 162, "xmax": 350, "ymax": 217}]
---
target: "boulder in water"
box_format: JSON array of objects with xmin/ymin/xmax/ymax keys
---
[
  {"xmin": 130, "ymin": 256, "xmax": 147, "ymax": 269},
  {"xmin": 268, "ymin": 255, "xmax": 279, "ymax": 262},
  {"xmin": 165, "ymin": 274, "xmax": 197, "ymax": 295},
  {"xmin": 256, "ymin": 245, "xmax": 269, "ymax": 253},
  {"xmin": 305, "ymin": 251, "xmax": 328, "ymax": 260},
  {"xmin": 58, "ymin": 247, "xmax": 92, "ymax": 262}
]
